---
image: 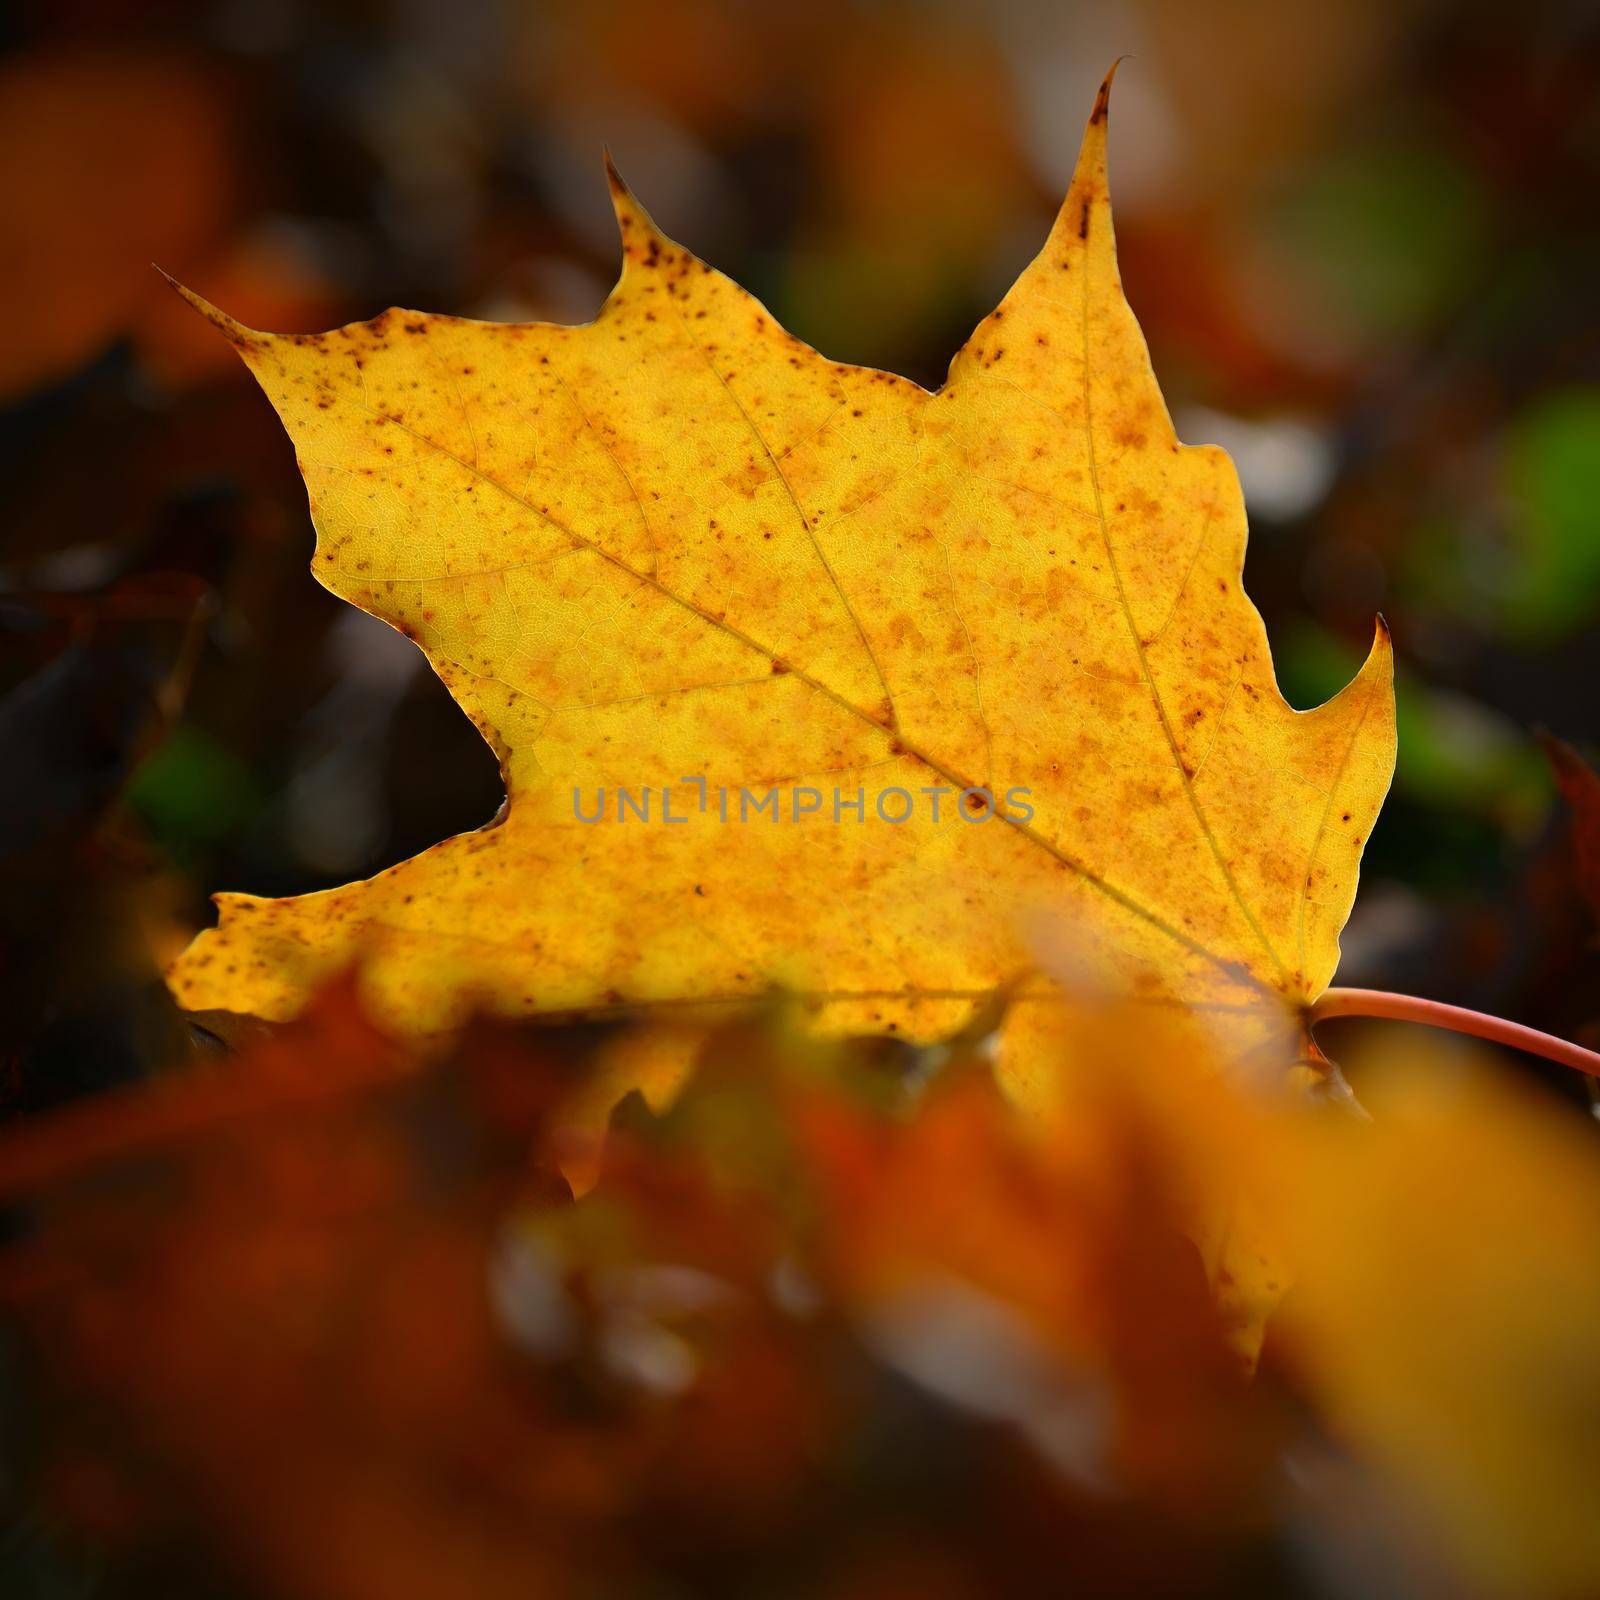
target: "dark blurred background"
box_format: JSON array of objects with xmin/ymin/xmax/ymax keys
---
[{"xmin": 2, "ymin": 0, "xmax": 1599, "ymax": 1098}]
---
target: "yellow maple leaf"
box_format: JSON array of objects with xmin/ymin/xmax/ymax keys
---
[{"xmin": 167, "ymin": 70, "xmax": 1394, "ymax": 1076}]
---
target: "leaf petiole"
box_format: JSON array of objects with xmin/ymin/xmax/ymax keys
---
[{"xmin": 1311, "ymin": 987, "xmax": 1600, "ymax": 1079}]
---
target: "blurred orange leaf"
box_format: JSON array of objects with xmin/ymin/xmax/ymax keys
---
[
  {"xmin": 0, "ymin": 47, "xmax": 235, "ymax": 400},
  {"xmin": 0, "ymin": 992, "xmax": 1278, "ymax": 1593}
]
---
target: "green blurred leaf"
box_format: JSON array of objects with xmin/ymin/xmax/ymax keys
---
[
  {"xmin": 126, "ymin": 723, "xmax": 259, "ymax": 858},
  {"xmin": 1499, "ymin": 388, "xmax": 1600, "ymax": 639},
  {"xmin": 1274, "ymin": 132, "xmax": 1487, "ymax": 337}
]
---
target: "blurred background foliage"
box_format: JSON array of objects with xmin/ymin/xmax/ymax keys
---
[{"xmin": 2, "ymin": 2, "xmax": 1600, "ymax": 1595}]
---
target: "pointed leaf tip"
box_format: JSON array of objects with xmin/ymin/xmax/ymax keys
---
[
  {"xmin": 1091, "ymin": 57, "xmax": 1128, "ymax": 126},
  {"xmin": 603, "ymin": 148, "xmax": 626, "ymax": 199},
  {"xmin": 159, "ymin": 276, "xmax": 266, "ymax": 357},
  {"xmin": 1054, "ymin": 66, "xmax": 1125, "ymax": 253},
  {"xmin": 603, "ymin": 154, "xmax": 667, "ymax": 261},
  {"xmin": 604, "ymin": 151, "xmax": 646, "ymax": 223},
  {"xmin": 1350, "ymin": 614, "xmax": 1394, "ymax": 694}
]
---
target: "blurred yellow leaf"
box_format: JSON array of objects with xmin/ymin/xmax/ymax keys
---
[
  {"xmin": 999, "ymin": 992, "xmax": 1296, "ymax": 1366},
  {"xmin": 167, "ymin": 73, "xmax": 1393, "ymax": 1084},
  {"xmin": 1281, "ymin": 1047, "xmax": 1600, "ymax": 1595}
]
